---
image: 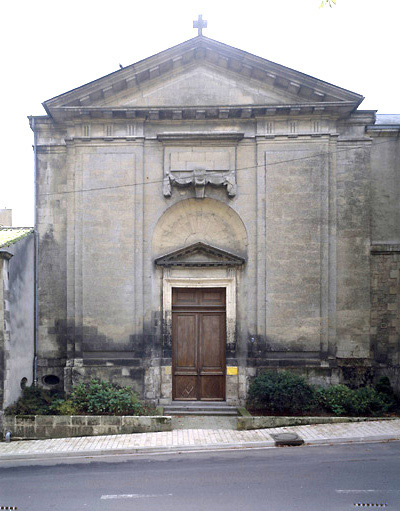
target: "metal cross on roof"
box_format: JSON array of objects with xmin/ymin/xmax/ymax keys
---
[{"xmin": 193, "ymin": 14, "xmax": 207, "ymax": 36}]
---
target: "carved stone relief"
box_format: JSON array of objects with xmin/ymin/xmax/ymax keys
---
[{"xmin": 162, "ymin": 146, "xmax": 237, "ymax": 198}]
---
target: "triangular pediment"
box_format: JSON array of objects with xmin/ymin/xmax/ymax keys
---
[
  {"xmin": 96, "ymin": 64, "xmax": 301, "ymax": 108},
  {"xmin": 43, "ymin": 36, "xmax": 363, "ymax": 121},
  {"xmin": 154, "ymin": 242, "xmax": 245, "ymax": 267}
]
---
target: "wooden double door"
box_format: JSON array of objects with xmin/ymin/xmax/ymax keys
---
[{"xmin": 172, "ymin": 288, "xmax": 226, "ymax": 401}]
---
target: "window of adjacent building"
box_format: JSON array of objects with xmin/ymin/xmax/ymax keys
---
[
  {"xmin": 289, "ymin": 121, "xmax": 297, "ymax": 133},
  {"xmin": 105, "ymin": 124, "xmax": 113, "ymax": 136},
  {"xmin": 82, "ymin": 124, "xmax": 90, "ymax": 137}
]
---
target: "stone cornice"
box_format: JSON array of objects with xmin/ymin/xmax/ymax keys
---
[
  {"xmin": 371, "ymin": 243, "xmax": 400, "ymax": 255},
  {"xmin": 45, "ymin": 102, "xmax": 358, "ymax": 123},
  {"xmin": 157, "ymin": 132, "xmax": 244, "ymax": 142},
  {"xmin": 366, "ymin": 125, "xmax": 400, "ymax": 136}
]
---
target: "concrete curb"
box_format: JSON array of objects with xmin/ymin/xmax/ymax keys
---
[
  {"xmin": 0, "ymin": 441, "xmax": 276, "ymax": 461},
  {"xmin": 303, "ymin": 434, "xmax": 400, "ymax": 446},
  {"xmin": 0, "ymin": 434, "xmax": 398, "ymax": 462}
]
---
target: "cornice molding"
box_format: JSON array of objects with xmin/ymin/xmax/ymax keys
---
[
  {"xmin": 157, "ymin": 132, "xmax": 244, "ymax": 142},
  {"xmin": 44, "ymin": 102, "xmax": 358, "ymax": 123}
]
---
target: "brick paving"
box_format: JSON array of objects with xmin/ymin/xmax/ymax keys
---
[{"xmin": 0, "ymin": 420, "xmax": 398, "ymax": 460}]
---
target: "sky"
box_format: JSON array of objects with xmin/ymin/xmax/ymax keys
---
[{"xmin": 0, "ymin": 0, "xmax": 399, "ymax": 227}]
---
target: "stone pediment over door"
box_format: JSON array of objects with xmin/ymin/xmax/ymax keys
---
[{"xmin": 154, "ymin": 242, "xmax": 245, "ymax": 267}]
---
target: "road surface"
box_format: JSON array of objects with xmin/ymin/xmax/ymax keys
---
[{"xmin": 0, "ymin": 441, "xmax": 398, "ymax": 510}]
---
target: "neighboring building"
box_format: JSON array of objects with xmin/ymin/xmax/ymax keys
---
[
  {"xmin": 0, "ymin": 210, "xmax": 13, "ymax": 227},
  {"xmin": 0, "ymin": 228, "xmax": 35, "ymax": 410},
  {"xmin": 29, "ymin": 33, "xmax": 399, "ymax": 404}
]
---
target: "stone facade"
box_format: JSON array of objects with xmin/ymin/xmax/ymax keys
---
[{"xmin": 29, "ymin": 35, "xmax": 399, "ymax": 405}]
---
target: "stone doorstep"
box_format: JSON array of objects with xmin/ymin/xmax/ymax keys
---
[
  {"xmin": 165, "ymin": 410, "xmax": 238, "ymax": 416},
  {"xmin": 163, "ymin": 401, "xmax": 239, "ymax": 416}
]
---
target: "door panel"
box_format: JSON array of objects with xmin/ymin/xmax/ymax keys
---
[
  {"xmin": 200, "ymin": 289, "xmax": 226, "ymax": 306},
  {"xmin": 199, "ymin": 313, "xmax": 225, "ymax": 370},
  {"xmin": 172, "ymin": 288, "xmax": 226, "ymax": 401},
  {"xmin": 200, "ymin": 375, "xmax": 225, "ymax": 401},
  {"xmin": 174, "ymin": 375, "xmax": 198, "ymax": 400},
  {"xmin": 173, "ymin": 313, "xmax": 197, "ymax": 370}
]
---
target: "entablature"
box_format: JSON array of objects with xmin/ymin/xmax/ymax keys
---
[{"xmin": 46, "ymin": 101, "xmax": 358, "ymax": 123}]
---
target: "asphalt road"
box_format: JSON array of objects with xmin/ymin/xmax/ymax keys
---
[{"xmin": 0, "ymin": 442, "xmax": 399, "ymax": 511}]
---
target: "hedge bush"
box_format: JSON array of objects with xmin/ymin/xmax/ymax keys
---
[
  {"xmin": 247, "ymin": 370, "xmax": 399, "ymax": 417},
  {"xmin": 5, "ymin": 385, "xmax": 61, "ymax": 416},
  {"xmin": 5, "ymin": 380, "xmax": 153, "ymax": 416},
  {"xmin": 247, "ymin": 370, "xmax": 315, "ymax": 414},
  {"xmin": 67, "ymin": 379, "xmax": 145, "ymax": 415},
  {"xmin": 315, "ymin": 384, "xmax": 395, "ymax": 416}
]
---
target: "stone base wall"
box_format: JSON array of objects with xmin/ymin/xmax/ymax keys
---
[
  {"xmin": 2, "ymin": 415, "xmax": 171, "ymax": 440},
  {"xmin": 39, "ymin": 357, "xmax": 399, "ymax": 409},
  {"xmin": 243, "ymin": 361, "xmax": 399, "ymax": 397}
]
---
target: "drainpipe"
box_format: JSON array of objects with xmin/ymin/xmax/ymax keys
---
[
  {"xmin": 32, "ymin": 116, "xmax": 38, "ymax": 386},
  {"xmin": 33, "ymin": 229, "xmax": 38, "ymax": 386}
]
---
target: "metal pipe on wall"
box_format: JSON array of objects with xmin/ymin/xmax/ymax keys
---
[{"xmin": 32, "ymin": 116, "xmax": 38, "ymax": 386}]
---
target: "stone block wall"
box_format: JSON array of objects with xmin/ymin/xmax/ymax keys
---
[
  {"xmin": 370, "ymin": 245, "xmax": 400, "ymax": 387},
  {"xmin": 2, "ymin": 415, "xmax": 171, "ymax": 440}
]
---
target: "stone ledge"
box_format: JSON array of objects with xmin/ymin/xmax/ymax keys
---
[
  {"xmin": 371, "ymin": 244, "xmax": 400, "ymax": 255},
  {"xmin": 2, "ymin": 415, "xmax": 172, "ymax": 440},
  {"xmin": 236, "ymin": 415, "xmax": 397, "ymax": 431}
]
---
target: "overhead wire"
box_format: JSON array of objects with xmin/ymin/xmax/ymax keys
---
[{"xmin": 37, "ymin": 138, "xmax": 396, "ymax": 197}]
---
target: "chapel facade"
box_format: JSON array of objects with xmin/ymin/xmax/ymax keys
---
[{"xmin": 30, "ymin": 33, "xmax": 400, "ymax": 404}]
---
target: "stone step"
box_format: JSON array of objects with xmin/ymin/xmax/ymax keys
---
[
  {"xmin": 163, "ymin": 402, "xmax": 239, "ymax": 416},
  {"xmin": 164, "ymin": 409, "xmax": 238, "ymax": 416},
  {"xmin": 165, "ymin": 401, "xmax": 236, "ymax": 407}
]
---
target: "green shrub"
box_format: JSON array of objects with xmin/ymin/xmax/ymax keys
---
[
  {"xmin": 315, "ymin": 384, "xmax": 355, "ymax": 416},
  {"xmin": 247, "ymin": 370, "xmax": 315, "ymax": 414},
  {"xmin": 50, "ymin": 398, "xmax": 78, "ymax": 415},
  {"xmin": 353, "ymin": 386, "xmax": 390, "ymax": 416},
  {"xmin": 246, "ymin": 370, "xmax": 398, "ymax": 417},
  {"xmin": 5, "ymin": 385, "xmax": 60, "ymax": 416},
  {"xmin": 316, "ymin": 384, "xmax": 393, "ymax": 416},
  {"xmin": 5, "ymin": 380, "xmax": 154, "ymax": 416},
  {"xmin": 375, "ymin": 376, "xmax": 394, "ymax": 396},
  {"xmin": 69, "ymin": 379, "xmax": 146, "ymax": 415}
]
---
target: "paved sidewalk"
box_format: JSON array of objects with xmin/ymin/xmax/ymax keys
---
[{"xmin": 0, "ymin": 419, "xmax": 398, "ymax": 461}]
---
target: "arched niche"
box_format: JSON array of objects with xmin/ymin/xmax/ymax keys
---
[{"xmin": 152, "ymin": 198, "xmax": 248, "ymax": 258}]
